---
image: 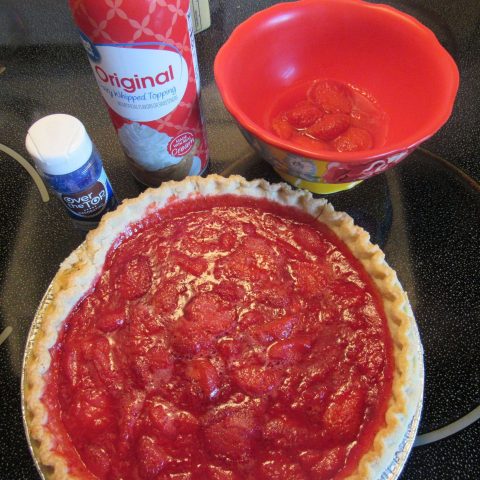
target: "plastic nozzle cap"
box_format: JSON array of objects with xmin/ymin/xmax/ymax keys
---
[{"xmin": 26, "ymin": 114, "xmax": 93, "ymax": 175}]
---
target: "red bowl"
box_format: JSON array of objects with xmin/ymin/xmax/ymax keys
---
[{"xmin": 214, "ymin": 0, "xmax": 459, "ymax": 193}]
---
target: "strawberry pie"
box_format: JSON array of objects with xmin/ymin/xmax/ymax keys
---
[{"xmin": 25, "ymin": 175, "xmax": 422, "ymax": 480}]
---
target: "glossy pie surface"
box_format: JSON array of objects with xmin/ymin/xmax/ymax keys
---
[{"xmin": 43, "ymin": 194, "xmax": 394, "ymax": 480}]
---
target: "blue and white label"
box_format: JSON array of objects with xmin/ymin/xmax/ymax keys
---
[{"xmin": 61, "ymin": 168, "xmax": 116, "ymax": 223}]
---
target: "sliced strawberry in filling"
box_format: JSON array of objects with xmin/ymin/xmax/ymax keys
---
[
  {"xmin": 285, "ymin": 101, "xmax": 322, "ymax": 128},
  {"xmin": 232, "ymin": 364, "xmax": 283, "ymax": 396},
  {"xmin": 306, "ymin": 113, "xmax": 350, "ymax": 141},
  {"xmin": 185, "ymin": 358, "xmax": 221, "ymax": 400},
  {"xmin": 203, "ymin": 400, "xmax": 264, "ymax": 462},
  {"xmin": 136, "ymin": 435, "xmax": 169, "ymax": 478},
  {"xmin": 334, "ymin": 126, "xmax": 373, "ymax": 152},
  {"xmin": 308, "ymin": 79, "xmax": 353, "ymax": 114},
  {"xmin": 322, "ymin": 385, "xmax": 367, "ymax": 443},
  {"xmin": 114, "ymin": 254, "xmax": 153, "ymax": 300},
  {"xmin": 272, "ymin": 114, "xmax": 294, "ymax": 140},
  {"xmin": 267, "ymin": 336, "xmax": 312, "ymax": 363}
]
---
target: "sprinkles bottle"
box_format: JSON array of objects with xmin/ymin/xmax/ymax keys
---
[{"xmin": 26, "ymin": 114, "xmax": 117, "ymax": 230}]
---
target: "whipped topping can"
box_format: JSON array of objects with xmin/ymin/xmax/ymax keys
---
[{"xmin": 69, "ymin": 0, "xmax": 209, "ymax": 187}]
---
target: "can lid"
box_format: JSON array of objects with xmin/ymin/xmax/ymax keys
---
[{"xmin": 26, "ymin": 114, "xmax": 93, "ymax": 175}]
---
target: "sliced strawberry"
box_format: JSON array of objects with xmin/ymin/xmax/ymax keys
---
[
  {"xmin": 285, "ymin": 101, "xmax": 322, "ymax": 128},
  {"xmin": 254, "ymin": 277, "xmax": 294, "ymax": 308},
  {"xmin": 272, "ymin": 114, "xmax": 294, "ymax": 140},
  {"xmin": 244, "ymin": 236, "xmax": 285, "ymax": 272},
  {"xmin": 352, "ymin": 335, "xmax": 386, "ymax": 381},
  {"xmin": 204, "ymin": 419, "xmax": 251, "ymax": 462},
  {"xmin": 333, "ymin": 126, "xmax": 373, "ymax": 152},
  {"xmin": 308, "ymin": 447, "xmax": 347, "ymax": 479},
  {"xmin": 207, "ymin": 465, "xmax": 239, "ymax": 480},
  {"xmin": 147, "ymin": 345, "xmax": 172, "ymax": 370},
  {"xmin": 129, "ymin": 304, "xmax": 164, "ymax": 334},
  {"xmin": 171, "ymin": 250, "xmax": 208, "ymax": 276},
  {"xmin": 131, "ymin": 348, "xmax": 173, "ymax": 389},
  {"xmin": 306, "ymin": 113, "xmax": 350, "ymax": 141},
  {"xmin": 296, "ymin": 383, "xmax": 330, "ymax": 421},
  {"xmin": 213, "ymin": 280, "xmax": 246, "ymax": 303},
  {"xmin": 203, "ymin": 403, "xmax": 261, "ymax": 462},
  {"xmin": 291, "ymin": 261, "xmax": 332, "ymax": 296},
  {"xmin": 118, "ymin": 390, "xmax": 146, "ymax": 454},
  {"xmin": 309, "ymin": 330, "xmax": 344, "ymax": 361},
  {"xmin": 308, "ymin": 80, "xmax": 353, "ymax": 114},
  {"xmin": 332, "ymin": 279, "xmax": 367, "ymax": 308},
  {"xmin": 304, "ymin": 355, "xmax": 338, "ymax": 385},
  {"xmin": 185, "ymin": 358, "xmax": 220, "ymax": 400},
  {"xmin": 82, "ymin": 333, "xmax": 109, "ymax": 360},
  {"xmin": 175, "ymin": 410, "xmax": 200, "ymax": 435},
  {"xmin": 149, "ymin": 401, "xmax": 178, "ymax": 438},
  {"xmin": 67, "ymin": 388, "xmax": 114, "ymax": 439},
  {"xmin": 116, "ymin": 254, "xmax": 152, "ymax": 300},
  {"xmin": 148, "ymin": 398, "xmax": 199, "ymax": 439},
  {"xmin": 215, "ymin": 249, "xmax": 267, "ymax": 283},
  {"xmin": 267, "ymin": 336, "xmax": 312, "ymax": 363},
  {"xmin": 97, "ymin": 309, "xmax": 125, "ymax": 333},
  {"xmin": 184, "ymin": 292, "xmax": 236, "ymax": 335},
  {"xmin": 170, "ymin": 317, "xmax": 215, "ymax": 355},
  {"xmin": 240, "ymin": 310, "xmax": 266, "ymax": 329},
  {"xmin": 322, "ymin": 386, "xmax": 366, "ymax": 442},
  {"xmin": 272, "ymin": 237, "xmax": 305, "ymax": 261},
  {"xmin": 157, "ymin": 473, "xmax": 193, "ymax": 480},
  {"xmin": 250, "ymin": 315, "xmax": 295, "ymax": 344},
  {"xmin": 152, "ymin": 244, "xmax": 169, "ymax": 265},
  {"xmin": 152, "ymin": 281, "xmax": 181, "ymax": 315},
  {"xmin": 131, "ymin": 356, "xmax": 152, "ymax": 388},
  {"xmin": 292, "ymin": 225, "xmax": 332, "ymax": 257},
  {"xmin": 136, "ymin": 435, "xmax": 168, "ymax": 479},
  {"xmin": 81, "ymin": 444, "xmax": 112, "ymax": 478},
  {"xmin": 232, "ymin": 364, "xmax": 282, "ymax": 396},
  {"xmin": 82, "ymin": 335, "xmax": 120, "ymax": 388},
  {"xmin": 125, "ymin": 325, "xmax": 156, "ymax": 357},
  {"xmin": 242, "ymin": 223, "xmax": 257, "ymax": 235},
  {"xmin": 216, "ymin": 337, "xmax": 246, "ymax": 361},
  {"xmin": 276, "ymin": 370, "xmax": 303, "ymax": 405},
  {"xmin": 219, "ymin": 231, "xmax": 237, "ymax": 250},
  {"xmin": 263, "ymin": 415, "xmax": 313, "ymax": 448},
  {"xmin": 63, "ymin": 343, "xmax": 81, "ymax": 387}
]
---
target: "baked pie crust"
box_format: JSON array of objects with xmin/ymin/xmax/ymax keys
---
[{"xmin": 24, "ymin": 174, "xmax": 423, "ymax": 480}]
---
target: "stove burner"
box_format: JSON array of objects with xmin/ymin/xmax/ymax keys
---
[
  {"xmin": 415, "ymin": 406, "xmax": 480, "ymax": 446},
  {"xmin": 0, "ymin": 326, "xmax": 13, "ymax": 346}
]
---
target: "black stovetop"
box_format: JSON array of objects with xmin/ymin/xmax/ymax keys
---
[{"xmin": 0, "ymin": 1, "xmax": 479, "ymax": 479}]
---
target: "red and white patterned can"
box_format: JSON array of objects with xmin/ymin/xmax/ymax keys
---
[{"xmin": 69, "ymin": 0, "xmax": 209, "ymax": 186}]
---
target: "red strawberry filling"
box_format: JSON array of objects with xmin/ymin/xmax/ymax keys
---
[
  {"xmin": 43, "ymin": 195, "xmax": 393, "ymax": 480},
  {"xmin": 271, "ymin": 79, "xmax": 386, "ymax": 154}
]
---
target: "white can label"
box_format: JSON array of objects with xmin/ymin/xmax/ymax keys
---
[{"xmin": 88, "ymin": 45, "xmax": 189, "ymax": 122}]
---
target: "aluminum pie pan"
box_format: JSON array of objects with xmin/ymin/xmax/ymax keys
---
[
  {"xmin": 22, "ymin": 281, "xmax": 424, "ymax": 480},
  {"xmin": 22, "ymin": 283, "xmax": 55, "ymax": 480}
]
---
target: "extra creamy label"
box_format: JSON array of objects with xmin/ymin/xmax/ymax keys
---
[{"xmin": 84, "ymin": 41, "xmax": 189, "ymax": 122}]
